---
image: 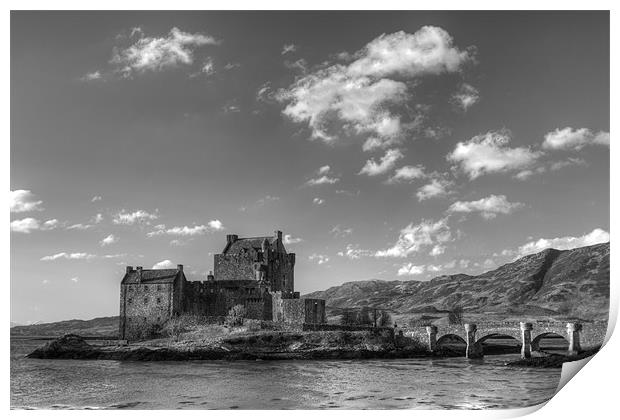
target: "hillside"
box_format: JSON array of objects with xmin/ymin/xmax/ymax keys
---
[
  {"xmin": 10, "ymin": 316, "xmax": 119, "ymax": 338},
  {"xmin": 304, "ymin": 242, "xmax": 610, "ymax": 321}
]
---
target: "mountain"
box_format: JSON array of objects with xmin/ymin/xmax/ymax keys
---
[
  {"xmin": 10, "ymin": 316, "xmax": 119, "ymax": 337},
  {"xmin": 303, "ymin": 242, "xmax": 610, "ymax": 321}
]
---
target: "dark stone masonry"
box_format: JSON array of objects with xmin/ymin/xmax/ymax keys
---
[{"xmin": 119, "ymin": 230, "xmax": 326, "ymax": 340}]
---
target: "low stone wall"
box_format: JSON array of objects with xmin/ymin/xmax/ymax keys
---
[{"xmin": 301, "ymin": 323, "xmax": 393, "ymax": 335}]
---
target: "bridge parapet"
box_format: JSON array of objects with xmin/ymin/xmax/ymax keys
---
[{"xmin": 403, "ymin": 320, "xmax": 607, "ymax": 359}]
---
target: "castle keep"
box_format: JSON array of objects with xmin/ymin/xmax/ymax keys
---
[{"xmin": 119, "ymin": 230, "xmax": 326, "ymax": 339}]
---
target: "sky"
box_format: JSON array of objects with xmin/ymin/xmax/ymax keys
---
[{"xmin": 10, "ymin": 11, "xmax": 609, "ymax": 323}]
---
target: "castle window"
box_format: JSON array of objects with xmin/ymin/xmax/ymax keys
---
[
  {"xmin": 144, "ymin": 285, "xmax": 149, "ymax": 291},
  {"xmin": 143, "ymin": 297, "xmax": 148, "ymax": 304},
  {"xmin": 156, "ymin": 297, "xmax": 162, "ymax": 304},
  {"xmin": 128, "ymin": 298, "xmax": 133, "ymax": 304}
]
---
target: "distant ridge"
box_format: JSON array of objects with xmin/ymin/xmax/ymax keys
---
[{"xmin": 303, "ymin": 242, "xmax": 610, "ymax": 321}]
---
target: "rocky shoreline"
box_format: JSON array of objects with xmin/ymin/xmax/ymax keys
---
[
  {"xmin": 26, "ymin": 332, "xmax": 437, "ymax": 361},
  {"xmin": 26, "ymin": 333, "xmax": 597, "ymax": 365},
  {"xmin": 505, "ymin": 347, "xmax": 600, "ymax": 368}
]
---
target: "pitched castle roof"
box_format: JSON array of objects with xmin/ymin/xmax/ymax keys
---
[
  {"xmin": 223, "ymin": 236, "xmax": 277, "ymax": 255},
  {"xmin": 121, "ymin": 268, "xmax": 184, "ymax": 284}
]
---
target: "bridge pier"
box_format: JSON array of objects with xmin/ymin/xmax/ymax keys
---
[
  {"xmin": 520, "ymin": 322, "xmax": 533, "ymax": 359},
  {"xmin": 567, "ymin": 323, "xmax": 582, "ymax": 356},
  {"xmin": 426, "ymin": 326, "xmax": 437, "ymax": 352},
  {"xmin": 464, "ymin": 323, "xmax": 483, "ymax": 359}
]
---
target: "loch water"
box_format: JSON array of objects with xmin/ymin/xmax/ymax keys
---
[{"xmin": 11, "ymin": 339, "xmax": 561, "ymax": 410}]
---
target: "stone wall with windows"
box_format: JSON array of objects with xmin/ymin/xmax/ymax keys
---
[{"xmin": 119, "ymin": 282, "xmax": 175, "ymax": 339}]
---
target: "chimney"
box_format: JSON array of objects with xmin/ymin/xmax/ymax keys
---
[
  {"xmin": 207, "ymin": 270, "xmax": 214, "ymax": 281},
  {"xmin": 274, "ymin": 230, "xmax": 282, "ymax": 241},
  {"xmin": 126, "ymin": 266, "xmax": 133, "ymax": 274},
  {"xmin": 177, "ymin": 264, "xmax": 183, "ymax": 272},
  {"xmin": 136, "ymin": 266, "xmax": 143, "ymax": 283},
  {"xmin": 226, "ymin": 234, "xmax": 238, "ymax": 244}
]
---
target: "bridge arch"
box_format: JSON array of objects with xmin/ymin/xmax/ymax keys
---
[
  {"xmin": 436, "ymin": 333, "xmax": 467, "ymax": 347},
  {"xmin": 475, "ymin": 333, "xmax": 522, "ymax": 346},
  {"xmin": 531, "ymin": 331, "xmax": 569, "ymax": 352}
]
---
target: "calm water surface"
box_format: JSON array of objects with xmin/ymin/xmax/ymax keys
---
[{"xmin": 11, "ymin": 339, "xmax": 561, "ymax": 409}]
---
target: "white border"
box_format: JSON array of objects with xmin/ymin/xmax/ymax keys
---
[{"xmin": 4, "ymin": 2, "xmax": 617, "ymax": 419}]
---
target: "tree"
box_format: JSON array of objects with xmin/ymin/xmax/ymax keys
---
[
  {"xmin": 163, "ymin": 315, "xmax": 196, "ymax": 342},
  {"xmin": 226, "ymin": 304, "xmax": 247, "ymax": 327}
]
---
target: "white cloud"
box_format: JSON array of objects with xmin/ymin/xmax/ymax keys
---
[
  {"xmin": 376, "ymin": 218, "xmax": 452, "ymax": 258},
  {"xmin": 100, "ymin": 234, "xmax": 118, "ymax": 247},
  {"xmin": 81, "ymin": 71, "xmax": 102, "ymax": 81},
  {"xmin": 10, "ymin": 190, "xmax": 43, "ymax": 213},
  {"xmin": 429, "ymin": 244, "xmax": 446, "ymax": 256},
  {"xmin": 281, "ymin": 43, "xmax": 297, "ymax": 55},
  {"xmin": 397, "ymin": 263, "xmax": 425, "ymax": 276},
  {"xmin": 42, "ymin": 219, "xmax": 59, "ymax": 229},
  {"xmin": 517, "ymin": 228, "xmax": 609, "ymax": 256},
  {"xmin": 482, "ymin": 258, "xmax": 496, "ymax": 269},
  {"xmin": 284, "ymin": 59, "xmax": 308, "ymax": 73},
  {"xmin": 448, "ymin": 131, "xmax": 542, "ymax": 179},
  {"xmin": 305, "ymin": 166, "xmax": 340, "ymax": 186},
  {"xmin": 308, "ymin": 253, "xmax": 330, "ymax": 265},
  {"xmin": 337, "ymin": 244, "xmax": 373, "ymax": 259},
  {"xmin": 427, "ymin": 264, "xmax": 443, "ymax": 272},
  {"xmin": 444, "ymin": 260, "xmax": 456, "ymax": 269},
  {"xmin": 542, "ymin": 127, "xmax": 610, "ymax": 151},
  {"xmin": 255, "ymin": 195, "xmax": 280, "ymax": 206},
  {"xmin": 278, "ymin": 26, "xmax": 472, "ymax": 149},
  {"xmin": 91, "ymin": 195, "xmax": 102, "ymax": 202},
  {"xmin": 152, "ymin": 260, "xmax": 176, "ymax": 269},
  {"xmin": 447, "ymin": 194, "xmax": 523, "ymax": 219},
  {"xmin": 66, "ymin": 223, "xmax": 94, "ymax": 230},
  {"xmin": 200, "ymin": 58, "xmax": 216, "ymax": 76},
  {"xmin": 113, "ymin": 209, "xmax": 158, "ymax": 225},
  {"xmin": 452, "ymin": 83, "xmax": 479, "ymax": 111},
  {"xmin": 283, "ymin": 234, "xmax": 303, "ymax": 244},
  {"xmin": 317, "ymin": 165, "xmax": 331, "ymax": 175},
  {"xmin": 330, "ymin": 225, "xmax": 354, "ymax": 238},
  {"xmin": 41, "ymin": 252, "xmax": 97, "ymax": 261},
  {"xmin": 416, "ymin": 177, "xmax": 453, "ymax": 201},
  {"xmin": 224, "ymin": 62, "xmax": 240, "ymax": 70},
  {"xmin": 111, "ymin": 27, "xmax": 219, "ymax": 76},
  {"xmin": 11, "ymin": 218, "xmax": 41, "ymax": 233},
  {"xmin": 93, "ymin": 213, "xmax": 104, "ymax": 224},
  {"xmin": 359, "ymin": 149, "xmax": 404, "ymax": 176},
  {"xmin": 207, "ymin": 220, "xmax": 224, "ymax": 231},
  {"xmin": 513, "ymin": 166, "xmax": 546, "ymax": 181},
  {"xmin": 313, "ymin": 197, "xmax": 325, "ymax": 205},
  {"xmin": 387, "ymin": 165, "xmax": 426, "ymax": 184},
  {"xmin": 11, "ymin": 218, "xmax": 60, "ymax": 233},
  {"xmin": 549, "ymin": 157, "xmax": 587, "ymax": 171},
  {"xmin": 147, "ymin": 221, "xmax": 224, "ymax": 237},
  {"xmin": 71, "ymin": 277, "xmax": 79, "ymax": 283}
]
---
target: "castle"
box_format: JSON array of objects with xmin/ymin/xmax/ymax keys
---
[{"xmin": 119, "ymin": 230, "xmax": 326, "ymax": 339}]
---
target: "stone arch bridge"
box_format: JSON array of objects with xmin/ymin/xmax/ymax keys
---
[{"xmin": 404, "ymin": 321, "xmax": 607, "ymax": 359}]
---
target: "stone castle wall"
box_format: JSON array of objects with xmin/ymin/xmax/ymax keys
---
[
  {"xmin": 271, "ymin": 292, "xmax": 325, "ymax": 325},
  {"xmin": 120, "ymin": 282, "xmax": 177, "ymax": 339},
  {"xmin": 214, "ymin": 252, "xmax": 257, "ymax": 281}
]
